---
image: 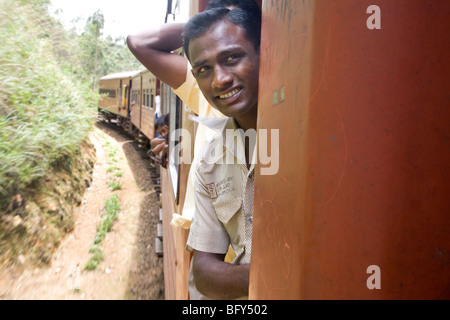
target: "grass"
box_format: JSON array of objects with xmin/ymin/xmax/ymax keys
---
[
  {"xmin": 103, "ymin": 140, "xmax": 122, "ymax": 191},
  {"xmin": 85, "ymin": 137, "xmax": 123, "ymax": 270},
  {"xmin": 0, "ymin": 0, "xmax": 96, "ymax": 210},
  {"xmin": 85, "ymin": 193, "xmax": 120, "ymax": 270},
  {"xmin": 108, "ymin": 180, "xmax": 122, "ymax": 191},
  {"xmin": 106, "ymin": 165, "xmax": 120, "ymax": 173}
]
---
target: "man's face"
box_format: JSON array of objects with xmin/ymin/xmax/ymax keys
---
[{"xmin": 189, "ymin": 20, "xmax": 260, "ymax": 121}]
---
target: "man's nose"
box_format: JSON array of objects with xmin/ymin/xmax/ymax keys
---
[{"xmin": 212, "ymin": 66, "xmax": 232, "ymax": 89}]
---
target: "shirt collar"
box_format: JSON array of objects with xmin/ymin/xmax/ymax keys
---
[
  {"xmin": 190, "ymin": 115, "xmax": 257, "ymax": 170},
  {"xmin": 189, "ymin": 115, "xmax": 231, "ymax": 132}
]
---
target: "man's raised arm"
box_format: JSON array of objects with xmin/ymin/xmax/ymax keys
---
[{"xmin": 127, "ymin": 23, "xmax": 188, "ymax": 89}]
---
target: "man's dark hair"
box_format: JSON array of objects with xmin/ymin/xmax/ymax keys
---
[
  {"xmin": 183, "ymin": 8, "xmax": 261, "ymax": 62},
  {"xmin": 207, "ymin": 0, "xmax": 261, "ymax": 16},
  {"xmin": 154, "ymin": 113, "xmax": 169, "ymax": 130}
]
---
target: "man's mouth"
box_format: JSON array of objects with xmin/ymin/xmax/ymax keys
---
[{"xmin": 218, "ymin": 88, "xmax": 241, "ymax": 100}]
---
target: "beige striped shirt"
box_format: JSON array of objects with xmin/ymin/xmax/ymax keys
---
[{"xmin": 186, "ymin": 117, "xmax": 256, "ymax": 266}]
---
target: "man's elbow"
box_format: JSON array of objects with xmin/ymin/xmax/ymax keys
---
[
  {"xmin": 126, "ymin": 34, "xmax": 138, "ymax": 53},
  {"xmin": 127, "ymin": 33, "xmax": 157, "ymax": 60},
  {"xmin": 192, "ymin": 264, "xmax": 214, "ymax": 298},
  {"xmin": 192, "ymin": 252, "xmax": 246, "ymax": 300},
  {"xmin": 194, "ymin": 276, "xmax": 225, "ymax": 300},
  {"xmin": 192, "ymin": 254, "xmax": 223, "ymax": 299}
]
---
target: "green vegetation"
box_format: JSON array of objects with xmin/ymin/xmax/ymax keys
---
[
  {"xmin": 103, "ymin": 141, "xmax": 123, "ymax": 191},
  {"xmin": 0, "ymin": 0, "xmax": 138, "ymax": 266},
  {"xmin": 108, "ymin": 181, "xmax": 122, "ymax": 191},
  {"xmin": 0, "ymin": 0, "xmax": 138, "ymax": 210},
  {"xmin": 85, "ymin": 137, "xmax": 122, "ymax": 271},
  {"xmin": 76, "ymin": 9, "xmax": 142, "ymax": 91},
  {"xmin": 85, "ymin": 194, "xmax": 120, "ymax": 270},
  {"xmin": 0, "ymin": 0, "xmax": 95, "ymax": 209}
]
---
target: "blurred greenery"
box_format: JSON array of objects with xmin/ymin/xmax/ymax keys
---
[{"xmin": 0, "ymin": 0, "xmax": 140, "ymax": 210}]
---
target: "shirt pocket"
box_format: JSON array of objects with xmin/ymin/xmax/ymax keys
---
[{"xmin": 213, "ymin": 197, "xmax": 242, "ymax": 225}]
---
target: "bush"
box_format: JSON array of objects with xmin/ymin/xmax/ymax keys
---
[{"xmin": 0, "ymin": 0, "xmax": 96, "ymax": 209}]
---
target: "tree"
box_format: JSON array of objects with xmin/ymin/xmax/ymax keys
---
[
  {"xmin": 79, "ymin": 10, "xmax": 105, "ymax": 91},
  {"xmin": 77, "ymin": 10, "xmax": 143, "ymax": 90}
]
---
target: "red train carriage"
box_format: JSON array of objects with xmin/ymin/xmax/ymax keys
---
[
  {"xmin": 110, "ymin": 0, "xmax": 450, "ymax": 299},
  {"xmin": 251, "ymin": 0, "xmax": 450, "ymax": 299}
]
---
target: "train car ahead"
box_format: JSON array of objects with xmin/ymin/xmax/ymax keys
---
[{"xmin": 98, "ymin": 70, "xmax": 142, "ymax": 120}]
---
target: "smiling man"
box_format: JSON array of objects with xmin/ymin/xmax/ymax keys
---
[
  {"xmin": 182, "ymin": 8, "xmax": 261, "ymax": 300},
  {"xmin": 186, "ymin": 16, "xmax": 260, "ymax": 133}
]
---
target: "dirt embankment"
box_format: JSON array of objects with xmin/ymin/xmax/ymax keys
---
[
  {"xmin": 0, "ymin": 121, "xmax": 164, "ymax": 299},
  {"xmin": 0, "ymin": 138, "xmax": 96, "ymax": 268}
]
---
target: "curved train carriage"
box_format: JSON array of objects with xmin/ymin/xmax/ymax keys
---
[
  {"xmin": 99, "ymin": 0, "xmax": 450, "ymax": 299},
  {"xmin": 98, "ymin": 69, "xmax": 161, "ymax": 144}
]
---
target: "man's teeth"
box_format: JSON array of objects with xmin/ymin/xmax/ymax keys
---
[{"xmin": 219, "ymin": 89, "xmax": 240, "ymax": 99}]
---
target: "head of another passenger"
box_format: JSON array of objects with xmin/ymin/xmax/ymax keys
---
[
  {"xmin": 155, "ymin": 113, "xmax": 169, "ymax": 138},
  {"xmin": 183, "ymin": 8, "xmax": 261, "ymax": 127},
  {"xmin": 207, "ymin": 0, "xmax": 261, "ymax": 15}
]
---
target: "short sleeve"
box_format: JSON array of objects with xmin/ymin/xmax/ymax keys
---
[
  {"xmin": 186, "ymin": 166, "xmax": 230, "ymax": 254},
  {"xmin": 173, "ymin": 63, "xmax": 200, "ymax": 115}
]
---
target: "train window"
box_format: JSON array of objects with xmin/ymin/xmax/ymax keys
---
[
  {"xmin": 99, "ymin": 88, "xmax": 116, "ymax": 98},
  {"xmin": 145, "ymin": 89, "xmax": 150, "ymax": 109},
  {"xmin": 143, "ymin": 89, "xmax": 146, "ymax": 108},
  {"xmin": 150, "ymin": 88, "xmax": 154, "ymax": 110},
  {"xmin": 141, "ymin": 89, "xmax": 145, "ymax": 108},
  {"xmin": 168, "ymin": 92, "xmax": 182, "ymax": 204},
  {"xmin": 131, "ymin": 90, "xmax": 137, "ymax": 105},
  {"xmin": 144, "ymin": 89, "xmax": 147, "ymax": 107}
]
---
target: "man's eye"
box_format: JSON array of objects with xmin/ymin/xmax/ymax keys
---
[
  {"xmin": 226, "ymin": 55, "xmax": 241, "ymax": 63},
  {"xmin": 197, "ymin": 66, "xmax": 210, "ymax": 74}
]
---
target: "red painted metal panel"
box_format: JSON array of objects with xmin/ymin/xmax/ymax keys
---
[{"xmin": 250, "ymin": 0, "xmax": 450, "ymax": 299}]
